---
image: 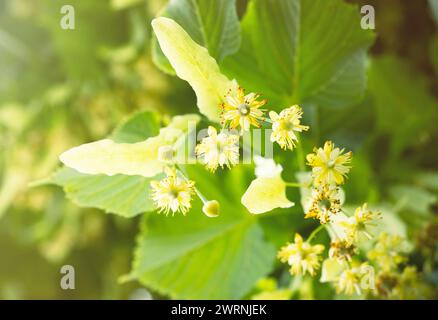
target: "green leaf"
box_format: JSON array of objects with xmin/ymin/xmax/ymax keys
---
[
  {"xmin": 368, "ymin": 56, "xmax": 438, "ymax": 155},
  {"xmin": 222, "ymin": 0, "xmax": 374, "ymax": 108},
  {"xmin": 50, "ymin": 167, "xmax": 158, "ymax": 218},
  {"xmin": 128, "ymin": 166, "xmax": 276, "ymax": 299},
  {"xmin": 152, "ymin": 17, "xmax": 234, "ymax": 122},
  {"xmin": 152, "ymin": 0, "xmax": 241, "ymax": 74}
]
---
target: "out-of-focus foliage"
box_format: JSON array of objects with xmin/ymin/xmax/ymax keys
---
[
  {"xmin": 1, "ymin": 0, "xmax": 438, "ymax": 300},
  {"xmin": 368, "ymin": 56, "xmax": 438, "ymax": 158}
]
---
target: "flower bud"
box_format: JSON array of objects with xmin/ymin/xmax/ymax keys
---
[{"xmin": 202, "ymin": 200, "xmax": 220, "ymax": 218}]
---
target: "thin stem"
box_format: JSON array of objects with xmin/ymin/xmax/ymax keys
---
[
  {"xmin": 307, "ymin": 224, "xmax": 326, "ymax": 243},
  {"xmin": 285, "ymin": 182, "xmax": 304, "ymax": 188},
  {"xmin": 176, "ymin": 164, "xmax": 208, "ymax": 204}
]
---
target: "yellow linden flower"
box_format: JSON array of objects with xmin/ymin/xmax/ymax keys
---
[
  {"xmin": 368, "ymin": 233, "xmax": 407, "ymax": 272},
  {"xmin": 305, "ymin": 185, "xmax": 341, "ymax": 224},
  {"xmin": 278, "ymin": 233, "xmax": 325, "ymax": 276},
  {"xmin": 150, "ymin": 167, "xmax": 195, "ymax": 215},
  {"xmin": 329, "ymin": 239, "xmax": 358, "ymax": 262},
  {"xmin": 339, "ymin": 204, "xmax": 381, "ymax": 245},
  {"xmin": 336, "ymin": 263, "xmax": 375, "ymax": 296},
  {"xmin": 221, "ymin": 83, "xmax": 266, "ymax": 132},
  {"xmin": 195, "ymin": 126, "xmax": 240, "ymax": 172},
  {"xmin": 306, "ymin": 141, "xmax": 352, "ymax": 186},
  {"xmin": 269, "ymin": 105, "xmax": 309, "ymax": 150}
]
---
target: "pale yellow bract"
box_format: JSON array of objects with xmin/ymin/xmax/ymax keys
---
[
  {"xmin": 152, "ymin": 17, "xmax": 234, "ymax": 122},
  {"xmin": 241, "ymin": 175, "xmax": 294, "ymax": 215},
  {"xmin": 241, "ymin": 157, "xmax": 294, "ymax": 214},
  {"xmin": 59, "ymin": 114, "xmax": 200, "ymax": 177}
]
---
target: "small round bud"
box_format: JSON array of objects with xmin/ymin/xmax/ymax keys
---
[
  {"xmin": 202, "ymin": 200, "xmax": 220, "ymax": 218},
  {"xmin": 158, "ymin": 145, "xmax": 175, "ymax": 163}
]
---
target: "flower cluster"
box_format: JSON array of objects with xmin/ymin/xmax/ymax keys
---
[
  {"xmin": 368, "ymin": 233, "xmax": 431, "ymax": 299},
  {"xmin": 277, "ymin": 139, "xmax": 386, "ymax": 297},
  {"xmin": 196, "ymin": 84, "xmax": 309, "ymax": 174},
  {"xmin": 276, "ymin": 137, "xmax": 431, "ymax": 298},
  {"xmin": 144, "ymin": 76, "xmax": 430, "ymax": 298},
  {"xmin": 150, "ymin": 83, "xmax": 310, "ymax": 217}
]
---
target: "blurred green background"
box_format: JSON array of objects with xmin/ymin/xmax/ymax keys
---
[{"xmin": 0, "ymin": 0, "xmax": 438, "ymax": 299}]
